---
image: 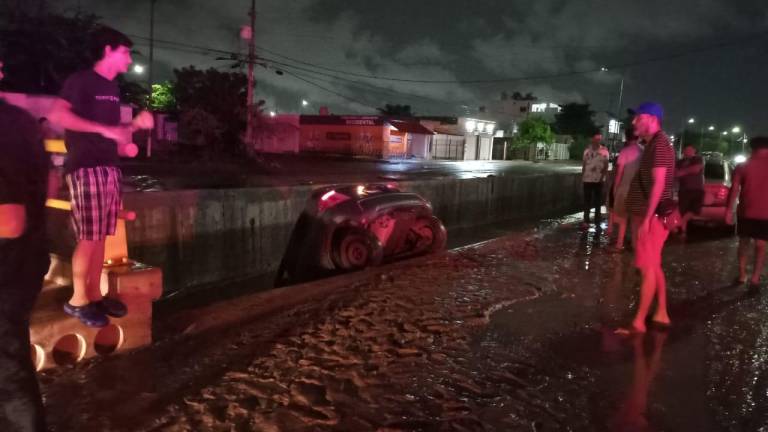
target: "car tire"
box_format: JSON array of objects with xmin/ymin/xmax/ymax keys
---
[
  {"xmin": 332, "ymin": 229, "xmax": 383, "ymax": 270},
  {"xmin": 412, "ymin": 216, "xmax": 447, "ymax": 254}
]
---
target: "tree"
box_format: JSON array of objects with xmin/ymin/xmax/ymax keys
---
[
  {"xmin": 510, "ymin": 116, "xmax": 554, "ymax": 160},
  {"xmin": 511, "ymin": 91, "xmax": 537, "ymax": 101},
  {"xmin": 179, "ymin": 108, "xmax": 223, "ymax": 153},
  {"xmin": 377, "ymin": 103, "xmax": 415, "ymax": 117},
  {"xmin": 0, "ymin": 7, "xmax": 101, "ymax": 94},
  {"xmin": 150, "ymin": 81, "xmax": 177, "ymax": 112},
  {"xmin": 118, "ymin": 76, "xmax": 150, "ymax": 109},
  {"xmin": 553, "ymin": 103, "xmax": 599, "ymax": 137},
  {"xmin": 173, "ymin": 66, "xmax": 248, "ymax": 156},
  {"xmin": 516, "ymin": 116, "xmax": 554, "ymax": 147}
]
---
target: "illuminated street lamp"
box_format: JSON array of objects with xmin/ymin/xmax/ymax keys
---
[
  {"xmin": 687, "ymin": 117, "xmax": 695, "ymax": 124},
  {"xmin": 301, "ymin": 99, "xmax": 309, "ymax": 107},
  {"xmin": 133, "ymin": 64, "xmax": 145, "ymax": 74},
  {"xmin": 708, "ymin": 125, "xmax": 715, "ymax": 131},
  {"xmin": 732, "ymin": 126, "xmax": 741, "ymax": 134}
]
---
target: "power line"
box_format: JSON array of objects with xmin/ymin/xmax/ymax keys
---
[
  {"xmin": 278, "ymin": 68, "xmax": 380, "ymax": 111},
  {"xmin": 131, "ymin": 29, "xmax": 768, "ymax": 86},
  {"xmin": 273, "ymin": 67, "xmax": 463, "ymax": 110}
]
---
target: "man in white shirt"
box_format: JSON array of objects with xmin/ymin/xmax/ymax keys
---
[{"xmin": 581, "ymin": 133, "xmax": 610, "ymax": 229}]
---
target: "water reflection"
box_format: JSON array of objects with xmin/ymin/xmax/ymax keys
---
[{"xmin": 608, "ymin": 330, "xmax": 668, "ymax": 432}]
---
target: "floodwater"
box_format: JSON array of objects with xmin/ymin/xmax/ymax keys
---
[{"xmin": 41, "ymin": 216, "xmax": 768, "ymax": 431}]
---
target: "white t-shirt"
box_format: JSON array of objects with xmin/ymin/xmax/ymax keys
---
[{"xmin": 582, "ymin": 145, "xmax": 609, "ymax": 183}]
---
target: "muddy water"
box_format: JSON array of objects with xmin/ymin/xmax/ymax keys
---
[{"xmin": 42, "ymin": 219, "xmax": 767, "ymax": 431}]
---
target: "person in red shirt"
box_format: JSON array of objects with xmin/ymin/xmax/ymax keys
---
[{"xmin": 725, "ymin": 137, "xmax": 768, "ymax": 291}]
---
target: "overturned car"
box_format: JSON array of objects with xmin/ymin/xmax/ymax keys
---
[{"xmin": 275, "ymin": 183, "xmax": 447, "ymax": 287}]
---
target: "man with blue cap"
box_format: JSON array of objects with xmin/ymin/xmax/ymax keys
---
[{"xmin": 619, "ymin": 102, "xmax": 676, "ymax": 334}]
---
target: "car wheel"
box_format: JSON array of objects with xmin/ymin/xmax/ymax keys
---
[
  {"xmin": 412, "ymin": 216, "xmax": 447, "ymax": 254},
  {"xmin": 332, "ymin": 229, "xmax": 383, "ymax": 270}
]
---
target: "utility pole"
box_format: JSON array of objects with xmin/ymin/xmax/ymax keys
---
[
  {"xmin": 614, "ymin": 76, "xmax": 624, "ymax": 154},
  {"xmin": 148, "ymin": 0, "xmax": 156, "ymax": 91},
  {"xmin": 245, "ymin": 0, "xmax": 256, "ymax": 146},
  {"xmin": 147, "ymin": 0, "xmax": 157, "ymax": 157}
]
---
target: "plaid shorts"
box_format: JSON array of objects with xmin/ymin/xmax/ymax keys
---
[{"xmin": 66, "ymin": 166, "xmax": 122, "ymax": 241}]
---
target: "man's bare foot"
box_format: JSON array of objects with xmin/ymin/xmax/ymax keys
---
[
  {"xmin": 651, "ymin": 313, "xmax": 671, "ymax": 327},
  {"xmin": 614, "ymin": 324, "xmax": 646, "ymax": 335}
]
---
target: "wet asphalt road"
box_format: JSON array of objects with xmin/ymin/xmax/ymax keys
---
[
  {"xmin": 41, "ymin": 216, "xmax": 768, "ymax": 431},
  {"xmin": 477, "ymin": 222, "xmax": 754, "ymax": 431}
]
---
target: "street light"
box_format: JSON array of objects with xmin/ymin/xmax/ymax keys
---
[
  {"xmin": 732, "ymin": 126, "xmax": 741, "ymax": 134},
  {"xmin": 599, "ymin": 66, "xmax": 623, "ymax": 154},
  {"xmin": 688, "ymin": 118, "xmax": 695, "ymax": 124},
  {"xmin": 132, "ymin": 64, "xmax": 145, "ymax": 74},
  {"xmin": 708, "ymin": 125, "xmax": 715, "ymax": 131},
  {"xmin": 301, "ymin": 99, "xmax": 309, "ymax": 107}
]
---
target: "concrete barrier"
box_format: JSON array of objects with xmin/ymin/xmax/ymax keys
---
[{"xmin": 114, "ymin": 172, "xmax": 583, "ymax": 296}]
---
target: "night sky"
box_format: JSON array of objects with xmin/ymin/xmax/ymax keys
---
[{"xmin": 58, "ymin": 0, "xmax": 768, "ymax": 135}]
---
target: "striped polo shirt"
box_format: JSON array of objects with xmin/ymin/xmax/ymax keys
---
[{"xmin": 626, "ymin": 131, "xmax": 675, "ymax": 216}]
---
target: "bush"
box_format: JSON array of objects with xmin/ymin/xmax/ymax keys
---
[{"xmin": 569, "ymin": 136, "xmax": 590, "ymax": 160}]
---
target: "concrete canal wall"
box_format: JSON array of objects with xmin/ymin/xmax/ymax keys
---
[{"xmin": 108, "ymin": 172, "xmax": 583, "ymax": 295}]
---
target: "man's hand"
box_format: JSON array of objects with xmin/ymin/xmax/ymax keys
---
[
  {"xmin": 132, "ymin": 111, "xmax": 154, "ymax": 130},
  {"xmin": 118, "ymin": 142, "xmax": 139, "ymax": 158},
  {"xmin": 725, "ymin": 212, "xmax": 734, "ymax": 226}
]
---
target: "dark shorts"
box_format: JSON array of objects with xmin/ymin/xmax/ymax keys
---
[
  {"xmin": 738, "ymin": 218, "xmax": 768, "ymax": 241},
  {"xmin": 678, "ymin": 189, "xmax": 704, "ymax": 215}
]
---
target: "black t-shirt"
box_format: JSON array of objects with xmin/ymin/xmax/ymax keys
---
[
  {"xmin": 676, "ymin": 155, "xmax": 704, "ymax": 190},
  {"xmin": 0, "ymin": 99, "xmax": 49, "ymax": 284},
  {"xmin": 59, "ymin": 69, "xmax": 122, "ymax": 173}
]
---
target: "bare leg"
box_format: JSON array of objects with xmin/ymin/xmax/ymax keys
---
[
  {"xmin": 70, "ymin": 240, "xmax": 99, "ymax": 306},
  {"xmin": 615, "ymin": 215, "xmax": 628, "ymax": 249},
  {"xmin": 651, "ymin": 266, "xmax": 670, "ymax": 325},
  {"xmin": 86, "ymin": 239, "xmax": 106, "ymax": 302},
  {"xmin": 607, "ymin": 211, "xmax": 615, "ymax": 236},
  {"xmin": 738, "ymin": 237, "xmax": 751, "ymax": 283},
  {"xmin": 680, "ymin": 212, "xmax": 694, "ymax": 234},
  {"xmin": 630, "ymin": 267, "xmax": 656, "ymax": 333},
  {"xmin": 751, "ymin": 239, "xmax": 766, "ymax": 285}
]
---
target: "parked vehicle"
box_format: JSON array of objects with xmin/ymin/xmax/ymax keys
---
[
  {"xmin": 691, "ymin": 154, "xmax": 733, "ymax": 226},
  {"xmin": 274, "ymin": 183, "xmax": 447, "ymax": 287}
]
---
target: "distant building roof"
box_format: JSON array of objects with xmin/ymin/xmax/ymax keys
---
[{"xmin": 388, "ymin": 120, "xmax": 435, "ymax": 135}]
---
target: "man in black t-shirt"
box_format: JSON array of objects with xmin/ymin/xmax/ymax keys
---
[
  {"xmin": 675, "ymin": 145, "xmax": 704, "ymax": 234},
  {"xmin": 49, "ymin": 27, "xmax": 153, "ymax": 327},
  {"xmin": 0, "ymin": 58, "xmax": 49, "ymax": 432}
]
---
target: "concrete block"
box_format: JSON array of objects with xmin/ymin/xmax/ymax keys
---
[{"xmin": 31, "ymin": 263, "xmax": 161, "ymax": 371}]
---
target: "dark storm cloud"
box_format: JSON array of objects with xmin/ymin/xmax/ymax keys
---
[{"xmin": 57, "ymin": 0, "xmax": 768, "ymax": 133}]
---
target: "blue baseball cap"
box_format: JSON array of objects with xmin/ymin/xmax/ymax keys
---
[{"xmin": 631, "ymin": 102, "xmax": 664, "ymax": 121}]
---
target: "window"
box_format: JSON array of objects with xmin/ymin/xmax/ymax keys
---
[{"xmin": 704, "ymin": 161, "xmax": 725, "ymax": 180}]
